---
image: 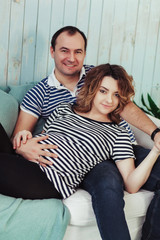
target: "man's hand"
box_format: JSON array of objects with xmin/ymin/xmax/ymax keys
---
[
  {"xmin": 15, "ymin": 135, "xmax": 58, "ymax": 167},
  {"xmin": 13, "ymin": 130, "xmax": 33, "ymax": 149},
  {"xmin": 154, "ymin": 132, "xmax": 160, "ymax": 151}
]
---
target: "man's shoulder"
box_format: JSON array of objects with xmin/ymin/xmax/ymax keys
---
[
  {"xmin": 28, "ymin": 77, "xmax": 51, "ymax": 93},
  {"xmin": 35, "ymin": 77, "xmax": 49, "ymax": 87}
]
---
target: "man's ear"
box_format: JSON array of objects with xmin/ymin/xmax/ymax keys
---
[{"xmin": 50, "ymin": 46, "xmax": 54, "ymax": 59}]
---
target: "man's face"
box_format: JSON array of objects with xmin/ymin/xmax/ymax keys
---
[{"xmin": 50, "ymin": 31, "xmax": 86, "ymax": 79}]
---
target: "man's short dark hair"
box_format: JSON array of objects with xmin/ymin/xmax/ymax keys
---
[{"xmin": 51, "ymin": 26, "xmax": 87, "ymax": 51}]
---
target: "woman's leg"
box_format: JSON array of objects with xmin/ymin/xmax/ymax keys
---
[
  {"xmin": 0, "ymin": 153, "xmax": 62, "ymax": 199},
  {"xmin": 133, "ymin": 144, "xmax": 160, "ymax": 240},
  {"xmin": 0, "ymin": 123, "xmax": 14, "ymax": 154},
  {"xmin": 81, "ymin": 160, "xmax": 131, "ymax": 240}
]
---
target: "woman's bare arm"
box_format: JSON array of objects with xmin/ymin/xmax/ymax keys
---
[{"xmin": 116, "ymin": 146, "xmax": 160, "ymax": 193}]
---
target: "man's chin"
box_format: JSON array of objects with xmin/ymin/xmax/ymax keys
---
[{"xmin": 63, "ymin": 69, "xmax": 80, "ymax": 77}]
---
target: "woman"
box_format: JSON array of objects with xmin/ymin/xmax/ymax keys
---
[
  {"xmin": 0, "ymin": 63, "xmax": 159, "ymax": 239},
  {"xmin": 32, "ymin": 63, "xmax": 160, "ymax": 199}
]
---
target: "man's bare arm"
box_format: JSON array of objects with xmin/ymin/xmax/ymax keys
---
[
  {"xmin": 12, "ymin": 110, "xmax": 38, "ymax": 148},
  {"xmin": 12, "ymin": 110, "xmax": 38, "ymax": 137},
  {"xmin": 12, "ymin": 110, "xmax": 58, "ymax": 165},
  {"xmin": 120, "ymin": 101, "xmax": 157, "ymax": 135},
  {"xmin": 120, "ymin": 101, "xmax": 160, "ymax": 150}
]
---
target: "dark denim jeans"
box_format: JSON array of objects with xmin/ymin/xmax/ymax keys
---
[
  {"xmin": 81, "ymin": 160, "xmax": 131, "ymax": 240},
  {"xmin": 81, "ymin": 145, "xmax": 160, "ymax": 240}
]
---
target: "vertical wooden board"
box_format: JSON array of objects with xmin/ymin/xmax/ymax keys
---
[
  {"xmin": 76, "ymin": 0, "xmax": 90, "ymax": 36},
  {"xmin": 0, "ymin": 0, "xmax": 11, "ymax": 85},
  {"xmin": 97, "ymin": 0, "xmax": 115, "ymax": 65},
  {"xmin": 7, "ymin": 0, "xmax": 25, "ymax": 85},
  {"xmin": 63, "ymin": 0, "xmax": 78, "ymax": 26},
  {"xmin": 85, "ymin": 0, "xmax": 103, "ymax": 65},
  {"xmin": 120, "ymin": 0, "xmax": 139, "ymax": 73},
  {"xmin": 109, "ymin": 0, "xmax": 128, "ymax": 64},
  {"xmin": 131, "ymin": 0, "xmax": 150, "ymax": 104},
  {"xmin": 33, "ymin": 0, "xmax": 52, "ymax": 83},
  {"xmin": 47, "ymin": 0, "xmax": 65, "ymax": 74},
  {"xmin": 76, "ymin": 0, "xmax": 91, "ymax": 64},
  {"xmin": 140, "ymin": 0, "xmax": 160, "ymax": 99},
  {"xmin": 151, "ymin": 13, "xmax": 160, "ymax": 106},
  {"xmin": 20, "ymin": 0, "xmax": 38, "ymax": 84}
]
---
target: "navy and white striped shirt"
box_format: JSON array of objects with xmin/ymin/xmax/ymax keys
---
[
  {"xmin": 37, "ymin": 103, "xmax": 135, "ymax": 199},
  {"xmin": 20, "ymin": 64, "xmax": 136, "ymax": 142},
  {"xmin": 20, "ymin": 65, "xmax": 92, "ymax": 119}
]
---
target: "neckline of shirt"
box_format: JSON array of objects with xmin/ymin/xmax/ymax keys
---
[{"xmin": 47, "ymin": 66, "xmax": 85, "ymax": 92}]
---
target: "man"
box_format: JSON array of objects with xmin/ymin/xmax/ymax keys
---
[{"xmin": 12, "ymin": 26, "xmax": 160, "ymax": 240}]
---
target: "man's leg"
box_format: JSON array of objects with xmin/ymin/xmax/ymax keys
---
[
  {"xmin": 81, "ymin": 161, "xmax": 131, "ymax": 240},
  {"xmin": 133, "ymin": 145, "xmax": 160, "ymax": 240}
]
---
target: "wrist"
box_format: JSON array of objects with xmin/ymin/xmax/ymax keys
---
[
  {"xmin": 153, "ymin": 145, "xmax": 160, "ymax": 154},
  {"xmin": 151, "ymin": 128, "xmax": 160, "ymax": 141}
]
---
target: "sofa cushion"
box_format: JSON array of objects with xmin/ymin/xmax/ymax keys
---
[
  {"xmin": 0, "ymin": 83, "xmax": 40, "ymax": 137},
  {"xmin": 8, "ymin": 83, "xmax": 36, "ymax": 104},
  {"xmin": 63, "ymin": 189, "xmax": 154, "ymax": 226},
  {"xmin": 0, "ymin": 89, "xmax": 19, "ymax": 137}
]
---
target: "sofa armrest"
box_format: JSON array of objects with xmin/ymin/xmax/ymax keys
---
[{"xmin": 130, "ymin": 115, "xmax": 160, "ymax": 149}]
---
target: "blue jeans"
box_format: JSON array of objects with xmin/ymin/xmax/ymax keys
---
[
  {"xmin": 81, "ymin": 145, "xmax": 160, "ymax": 240},
  {"xmin": 81, "ymin": 160, "xmax": 131, "ymax": 240}
]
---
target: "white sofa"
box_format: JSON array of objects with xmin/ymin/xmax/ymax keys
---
[{"xmin": 63, "ymin": 115, "xmax": 160, "ymax": 240}]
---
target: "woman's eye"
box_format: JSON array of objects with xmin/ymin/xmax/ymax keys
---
[
  {"xmin": 100, "ymin": 89, "xmax": 106, "ymax": 93},
  {"xmin": 115, "ymin": 93, "xmax": 120, "ymax": 97}
]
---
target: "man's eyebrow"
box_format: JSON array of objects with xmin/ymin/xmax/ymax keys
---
[
  {"xmin": 75, "ymin": 49, "xmax": 83, "ymax": 52},
  {"xmin": 59, "ymin": 47, "xmax": 68, "ymax": 50},
  {"xmin": 59, "ymin": 47, "xmax": 84, "ymax": 52}
]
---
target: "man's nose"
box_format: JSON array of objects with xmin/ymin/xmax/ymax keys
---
[{"xmin": 68, "ymin": 52, "xmax": 75, "ymax": 62}]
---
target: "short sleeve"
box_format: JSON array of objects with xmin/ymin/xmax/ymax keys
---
[
  {"xmin": 20, "ymin": 81, "xmax": 46, "ymax": 118},
  {"xmin": 112, "ymin": 131, "xmax": 135, "ymax": 162}
]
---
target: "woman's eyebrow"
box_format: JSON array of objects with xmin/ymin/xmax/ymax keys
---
[{"xmin": 100, "ymin": 86, "xmax": 108, "ymax": 90}]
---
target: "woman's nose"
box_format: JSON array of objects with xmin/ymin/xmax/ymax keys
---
[{"xmin": 105, "ymin": 94, "xmax": 113, "ymax": 103}]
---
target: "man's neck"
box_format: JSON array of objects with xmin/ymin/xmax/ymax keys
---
[{"xmin": 55, "ymin": 71, "xmax": 80, "ymax": 92}]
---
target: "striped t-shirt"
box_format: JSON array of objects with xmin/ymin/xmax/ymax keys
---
[
  {"xmin": 37, "ymin": 103, "xmax": 135, "ymax": 199},
  {"xmin": 20, "ymin": 64, "xmax": 136, "ymax": 143},
  {"xmin": 20, "ymin": 65, "xmax": 92, "ymax": 119}
]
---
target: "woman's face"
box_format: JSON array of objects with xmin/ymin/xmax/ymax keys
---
[{"xmin": 91, "ymin": 76, "xmax": 120, "ymax": 121}]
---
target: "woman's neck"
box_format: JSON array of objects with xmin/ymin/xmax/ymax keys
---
[{"xmin": 74, "ymin": 109, "xmax": 112, "ymax": 123}]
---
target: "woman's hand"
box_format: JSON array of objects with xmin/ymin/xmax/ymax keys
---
[
  {"xmin": 12, "ymin": 130, "xmax": 32, "ymax": 149},
  {"xmin": 152, "ymin": 144, "xmax": 160, "ymax": 154}
]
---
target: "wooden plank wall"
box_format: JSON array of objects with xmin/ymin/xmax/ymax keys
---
[{"xmin": 0, "ymin": 0, "xmax": 160, "ymax": 106}]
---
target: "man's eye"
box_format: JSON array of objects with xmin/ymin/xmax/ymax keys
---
[
  {"xmin": 61, "ymin": 49, "xmax": 68, "ymax": 53},
  {"xmin": 76, "ymin": 51, "xmax": 82, "ymax": 54}
]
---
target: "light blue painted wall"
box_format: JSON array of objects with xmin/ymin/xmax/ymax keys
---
[{"xmin": 0, "ymin": 0, "xmax": 160, "ymax": 106}]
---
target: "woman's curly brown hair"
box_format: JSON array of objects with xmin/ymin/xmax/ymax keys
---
[{"xmin": 73, "ymin": 63, "xmax": 135, "ymax": 124}]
